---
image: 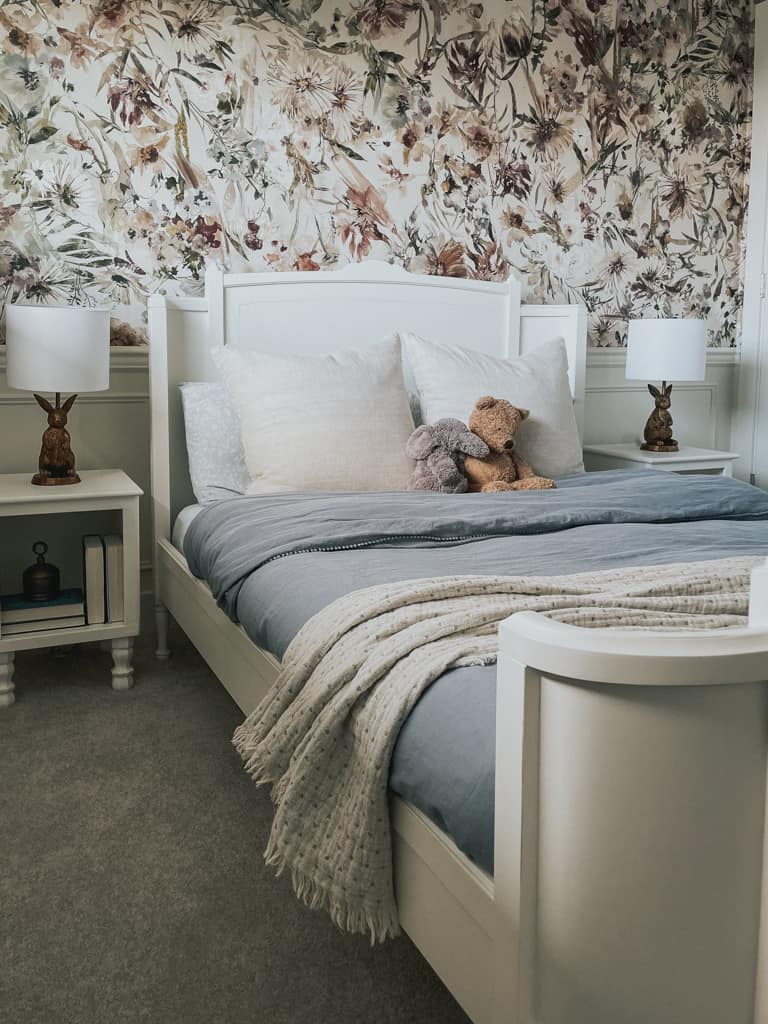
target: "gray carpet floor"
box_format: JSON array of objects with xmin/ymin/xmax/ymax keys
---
[{"xmin": 1, "ymin": 606, "xmax": 469, "ymax": 1024}]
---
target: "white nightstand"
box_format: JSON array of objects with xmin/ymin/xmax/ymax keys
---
[
  {"xmin": 0, "ymin": 469, "xmax": 142, "ymax": 707},
  {"xmin": 583, "ymin": 444, "xmax": 740, "ymax": 477}
]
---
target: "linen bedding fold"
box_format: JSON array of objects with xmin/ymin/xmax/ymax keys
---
[
  {"xmin": 232, "ymin": 557, "xmax": 759, "ymax": 943},
  {"xmin": 184, "ymin": 470, "xmax": 768, "ymax": 620}
]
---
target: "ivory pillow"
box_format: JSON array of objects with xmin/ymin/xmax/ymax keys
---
[
  {"xmin": 403, "ymin": 333, "xmax": 584, "ymax": 478},
  {"xmin": 213, "ymin": 338, "xmax": 415, "ymax": 493}
]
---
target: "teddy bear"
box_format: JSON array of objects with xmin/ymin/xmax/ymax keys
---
[
  {"xmin": 463, "ymin": 396, "xmax": 555, "ymax": 493},
  {"xmin": 406, "ymin": 418, "xmax": 490, "ymax": 493}
]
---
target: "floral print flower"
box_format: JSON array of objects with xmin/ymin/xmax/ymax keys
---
[
  {"xmin": 325, "ymin": 66, "xmax": 363, "ymax": 141},
  {"xmin": 0, "ymin": 0, "xmax": 752, "ymax": 347},
  {"xmin": 500, "ymin": 12, "xmax": 533, "ymax": 62},
  {"xmin": 270, "ymin": 55, "xmax": 333, "ymax": 121},
  {"xmin": 172, "ymin": 1, "xmax": 222, "ymax": 58},
  {"xmin": 348, "ymin": 0, "xmax": 414, "ymax": 39}
]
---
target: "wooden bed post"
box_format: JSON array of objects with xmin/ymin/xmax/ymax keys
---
[
  {"xmin": 492, "ymin": 655, "xmax": 540, "ymax": 1024},
  {"xmin": 496, "ymin": 611, "xmax": 768, "ymax": 1024},
  {"xmin": 148, "ymin": 292, "xmax": 172, "ymax": 659},
  {"xmin": 751, "ymin": 557, "xmax": 768, "ymax": 1024},
  {"xmin": 750, "ymin": 557, "xmax": 768, "ymax": 628}
]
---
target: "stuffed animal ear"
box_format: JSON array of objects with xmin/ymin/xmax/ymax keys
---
[
  {"xmin": 33, "ymin": 394, "xmax": 54, "ymax": 415},
  {"xmin": 474, "ymin": 396, "xmax": 497, "ymax": 411},
  {"xmin": 61, "ymin": 394, "xmax": 77, "ymax": 414},
  {"xmin": 648, "ymin": 384, "xmax": 661, "ymax": 399},
  {"xmin": 405, "ymin": 425, "xmax": 437, "ymax": 459},
  {"xmin": 457, "ymin": 428, "xmax": 490, "ymax": 458},
  {"xmin": 518, "ymin": 408, "xmax": 530, "ymax": 420}
]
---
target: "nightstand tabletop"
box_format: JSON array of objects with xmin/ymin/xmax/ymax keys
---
[
  {"xmin": 582, "ymin": 444, "xmax": 739, "ymax": 465},
  {"xmin": 0, "ymin": 469, "xmax": 143, "ymax": 506}
]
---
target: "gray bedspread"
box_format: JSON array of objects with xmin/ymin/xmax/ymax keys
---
[{"xmin": 184, "ymin": 470, "xmax": 768, "ymax": 873}]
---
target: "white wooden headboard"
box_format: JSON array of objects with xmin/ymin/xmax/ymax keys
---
[{"xmin": 148, "ymin": 261, "xmax": 587, "ymax": 542}]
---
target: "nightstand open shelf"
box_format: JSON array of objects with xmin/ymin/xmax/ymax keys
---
[{"xmin": 0, "ymin": 469, "xmax": 143, "ymax": 707}]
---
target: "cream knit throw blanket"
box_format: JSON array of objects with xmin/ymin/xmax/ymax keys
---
[{"xmin": 233, "ymin": 556, "xmax": 758, "ymax": 942}]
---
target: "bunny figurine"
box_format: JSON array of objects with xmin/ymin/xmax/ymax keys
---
[
  {"xmin": 32, "ymin": 393, "xmax": 80, "ymax": 485},
  {"xmin": 641, "ymin": 382, "xmax": 678, "ymax": 452}
]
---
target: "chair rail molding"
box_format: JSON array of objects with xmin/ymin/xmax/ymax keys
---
[{"xmin": 0, "ymin": 345, "xmax": 149, "ymax": 373}]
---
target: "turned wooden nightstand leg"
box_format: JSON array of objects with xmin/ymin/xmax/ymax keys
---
[
  {"xmin": 111, "ymin": 638, "xmax": 135, "ymax": 690},
  {"xmin": 0, "ymin": 652, "xmax": 15, "ymax": 708},
  {"xmin": 154, "ymin": 601, "xmax": 170, "ymax": 660}
]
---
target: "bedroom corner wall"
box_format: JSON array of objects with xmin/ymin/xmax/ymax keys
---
[{"xmin": 584, "ymin": 350, "xmax": 738, "ymax": 452}]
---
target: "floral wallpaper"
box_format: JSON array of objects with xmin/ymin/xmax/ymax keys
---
[{"xmin": 0, "ymin": 0, "xmax": 753, "ymax": 346}]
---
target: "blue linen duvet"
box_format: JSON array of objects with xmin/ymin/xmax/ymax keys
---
[{"xmin": 185, "ymin": 470, "xmax": 768, "ymax": 873}]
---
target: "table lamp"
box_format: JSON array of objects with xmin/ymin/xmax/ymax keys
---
[
  {"xmin": 5, "ymin": 305, "xmax": 110, "ymax": 485},
  {"xmin": 625, "ymin": 318, "xmax": 707, "ymax": 452}
]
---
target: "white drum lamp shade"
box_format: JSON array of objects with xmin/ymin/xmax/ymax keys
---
[
  {"xmin": 6, "ymin": 305, "xmax": 110, "ymax": 393},
  {"xmin": 625, "ymin": 318, "xmax": 707, "ymax": 383}
]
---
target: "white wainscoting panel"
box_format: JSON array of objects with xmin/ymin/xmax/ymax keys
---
[
  {"xmin": 0, "ymin": 348, "xmax": 150, "ymax": 593},
  {"xmin": 584, "ymin": 352, "xmax": 737, "ymax": 452}
]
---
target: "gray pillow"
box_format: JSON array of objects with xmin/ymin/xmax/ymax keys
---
[{"xmin": 180, "ymin": 382, "xmax": 250, "ymax": 503}]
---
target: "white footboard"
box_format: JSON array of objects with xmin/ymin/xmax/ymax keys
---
[{"xmin": 494, "ymin": 562, "xmax": 768, "ymax": 1024}]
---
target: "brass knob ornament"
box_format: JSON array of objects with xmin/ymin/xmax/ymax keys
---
[{"xmin": 22, "ymin": 541, "xmax": 61, "ymax": 602}]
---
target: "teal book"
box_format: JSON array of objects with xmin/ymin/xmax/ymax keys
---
[{"xmin": 0, "ymin": 587, "xmax": 85, "ymax": 625}]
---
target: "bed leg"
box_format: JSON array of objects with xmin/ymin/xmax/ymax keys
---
[
  {"xmin": 111, "ymin": 638, "xmax": 135, "ymax": 690},
  {"xmin": 154, "ymin": 601, "xmax": 171, "ymax": 660}
]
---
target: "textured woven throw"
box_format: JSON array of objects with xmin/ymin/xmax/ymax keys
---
[{"xmin": 233, "ymin": 556, "xmax": 759, "ymax": 942}]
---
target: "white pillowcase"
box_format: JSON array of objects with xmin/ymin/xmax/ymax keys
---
[
  {"xmin": 403, "ymin": 333, "xmax": 584, "ymax": 478},
  {"xmin": 180, "ymin": 382, "xmax": 250, "ymax": 503},
  {"xmin": 213, "ymin": 338, "xmax": 415, "ymax": 493}
]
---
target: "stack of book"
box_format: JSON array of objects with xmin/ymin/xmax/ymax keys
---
[
  {"xmin": 0, "ymin": 588, "xmax": 85, "ymax": 636},
  {"xmin": 83, "ymin": 534, "xmax": 124, "ymax": 625},
  {"xmin": 0, "ymin": 534, "xmax": 124, "ymax": 638}
]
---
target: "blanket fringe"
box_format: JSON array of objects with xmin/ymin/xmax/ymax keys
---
[
  {"xmin": 264, "ymin": 842, "xmax": 401, "ymax": 945},
  {"xmin": 235, "ymin": 724, "xmax": 400, "ymax": 942},
  {"xmin": 233, "ymin": 726, "xmax": 266, "ymax": 774}
]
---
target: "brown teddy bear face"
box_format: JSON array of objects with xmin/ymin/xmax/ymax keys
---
[{"xmin": 468, "ymin": 396, "xmax": 529, "ymax": 454}]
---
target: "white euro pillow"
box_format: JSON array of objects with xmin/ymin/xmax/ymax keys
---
[
  {"xmin": 403, "ymin": 333, "xmax": 584, "ymax": 478},
  {"xmin": 213, "ymin": 338, "xmax": 415, "ymax": 493}
]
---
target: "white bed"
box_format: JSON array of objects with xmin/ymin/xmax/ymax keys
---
[{"xmin": 148, "ymin": 262, "xmax": 768, "ymax": 1024}]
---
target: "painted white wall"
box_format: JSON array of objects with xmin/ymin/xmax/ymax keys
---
[
  {"xmin": 735, "ymin": 1, "xmax": 768, "ymax": 489},
  {"xmin": 585, "ymin": 351, "xmax": 738, "ymax": 453},
  {"xmin": 0, "ymin": 348, "xmax": 151, "ymax": 595}
]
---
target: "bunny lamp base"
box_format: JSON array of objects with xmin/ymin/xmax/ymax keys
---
[
  {"xmin": 639, "ymin": 380, "xmax": 679, "ymax": 453},
  {"xmin": 30, "ymin": 392, "xmax": 81, "ymax": 486}
]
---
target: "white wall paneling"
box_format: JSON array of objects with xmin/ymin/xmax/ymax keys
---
[
  {"xmin": 584, "ymin": 350, "xmax": 737, "ymax": 452},
  {"xmin": 735, "ymin": 1, "xmax": 768, "ymax": 489},
  {"xmin": 0, "ymin": 347, "xmax": 151, "ymax": 592}
]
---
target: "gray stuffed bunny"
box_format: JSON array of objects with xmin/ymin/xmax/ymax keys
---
[{"xmin": 405, "ymin": 418, "xmax": 490, "ymax": 493}]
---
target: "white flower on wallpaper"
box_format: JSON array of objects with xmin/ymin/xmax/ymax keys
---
[{"xmin": 0, "ymin": 0, "xmax": 753, "ymax": 345}]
